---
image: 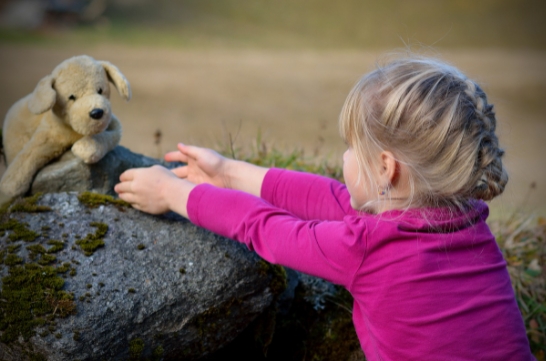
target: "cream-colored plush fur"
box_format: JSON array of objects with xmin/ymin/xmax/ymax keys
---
[{"xmin": 0, "ymin": 55, "xmax": 131, "ymax": 199}]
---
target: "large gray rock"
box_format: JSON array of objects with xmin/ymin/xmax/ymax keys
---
[
  {"xmin": 0, "ymin": 192, "xmax": 283, "ymax": 360},
  {"xmin": 31, "ymin": 146, "xmax": 175, "ymax": 196}
]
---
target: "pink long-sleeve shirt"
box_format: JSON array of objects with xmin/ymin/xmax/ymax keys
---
[{"xmin": 187, "ymin": 168, "xmax": 533, "ymax": 360}]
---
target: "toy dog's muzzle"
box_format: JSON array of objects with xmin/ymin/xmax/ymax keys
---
[{"xmin": 69, "ymin": 94, "xmax": 112, "ymax": 136}]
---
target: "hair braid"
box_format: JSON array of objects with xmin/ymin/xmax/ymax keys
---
[
  {"xmin": 464, "ymin": 79, "xmax": 508, "ymax": 201},
  {"xmin": 339, "ymin": 56, "xmax": 509, "ymax": 211}
]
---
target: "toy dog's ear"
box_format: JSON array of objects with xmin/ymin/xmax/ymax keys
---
[
  {"xmin": 27, "ymin": 75, "xmax": 56, "ymax": 114},
  {"xmin": 100, "ymin": 61, "xmax": 131, "ymax": 101}
]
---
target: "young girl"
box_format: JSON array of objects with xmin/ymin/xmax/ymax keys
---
[{"xmin": 114, "ymin": 56, "xmax": 534, "ymax": 360}]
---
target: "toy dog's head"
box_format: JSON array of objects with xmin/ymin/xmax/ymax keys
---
[{"xmin": 26, "ymin": 55, "xmax": 131, "ymax": 136}]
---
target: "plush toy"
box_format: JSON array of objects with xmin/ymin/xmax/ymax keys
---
[{"xmin": 0, "ymin": 55, "xmax": 131, "ymax": 199}]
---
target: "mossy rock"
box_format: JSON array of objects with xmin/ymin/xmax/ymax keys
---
[{"xmin": 0, "ymin": 192, "xmax": 278, "ymax": 361}]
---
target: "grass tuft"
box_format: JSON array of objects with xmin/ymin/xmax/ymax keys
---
[
  {"xmin": 219, "ymin": 133, "xmax": 343, "ymax": 182},
  {"xmin": 489, "ymin": 214, "xmax": 546, "ymax": 358}
]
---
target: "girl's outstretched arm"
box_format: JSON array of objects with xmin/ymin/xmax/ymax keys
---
[
  {"xmin": 164, "ymin": 143, "xmax": 269, "ymax": 197},
  {"xmin": 114, "ymin": 165, "xmax": 195, "ymax": 218},
  {"xmin": 166, "ymin": 143, "xmax": 356, "ymax": 220}
]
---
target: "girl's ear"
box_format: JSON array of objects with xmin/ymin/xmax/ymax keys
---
[
  {"xmin": 100, "ymin": 61, "xmax": 132, "ymax": 101},
  {"xmin": 28, "ymin": 75, "xmax": 56, "ymax": 114},
  {"xmin": 379, "ymin": 151, "xmax": 398, "ymax": 186}
]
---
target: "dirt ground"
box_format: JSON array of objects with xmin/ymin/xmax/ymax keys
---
[{"xmin": 0, "ymin": 44, "xmax": 545, "ymax": 217}]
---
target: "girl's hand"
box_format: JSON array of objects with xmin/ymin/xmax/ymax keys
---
[
  {"xmin": 114, "ymin": 165, "xmax": 195, "ymax": 217},
  {"xmin": 165, "ymin": 143, "xmax": 231, "ymax": 189},
  {"xmin": 165, "ymin": 142, "xmax": 269, "ymax": 197}
]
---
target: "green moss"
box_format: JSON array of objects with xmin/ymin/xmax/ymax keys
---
[
  {"xmin": 54, "ymin": 332, "xmax": 62, "ymax": 339},
  {"xmin": 75, "ymin": 222, "xmax": 108, "ymax": 256},
  {"xmin": 257, "ymin": 260, "xmax": 287, "ymax": 296},
  {"xmin": 46, "ymin": 240, "xmax": 64, "ymax": 253},
  {"xmin": 128, "ymin": 288, "xmax": 136, "ymax": 294},
  {"xmin": 27, "ymin": 244, "xmax": 46, "ymax": 260},
  {"xmin": 129, "ymin": 338, "xmax": 145, "ymax": 360},
  {"xmin": 25, "ymin": 243, "xmax": 60, "ymax": 265},
  {"xmin": 179, "ymin": 267, "xmax": 186, "ymax": 274},
  {"xmin": 37, "ymin": 253, "xmax": 56, "ymax": 265},
  {"xmin": 152, "ymin": 345, "xmax": 164, "ymax": 361},
  {"xmin": 73, "ymin": 331, "xmax": 81, "ymax": 341},
  {"xmin": 4, "ymin": 253, "xmax": 23, "ymax": 266},
  {"xmin": 7, "ymin": 244, "xmax": 21, "ymax": 253},
  {"xmin": 77, "ymin": 191, "xmax": 130, "ymax": 209},
  {"xmin": 136, "ymin": 244, "xmax": 145, "ymax": 250},
  {"xmin": 0, "ymin": 218, "xmax": 39, "ymax": 243},
  {"xmin": 86, "ymin": 284, "xmax": 92, "ymax": 289},
  {"xmin": 27, "ymin": 352, "xmax": 47, "ymax": 361},
  {"xmin": 9, "ymin": 193, "xmax": 51, "ymax": 213},
  {"xmin": 56, "ymin": 262, "xmax": 71, "ymax": 274},
  {"xmin": 0, "ymin": 263, "xmax": 76, "ymax": 343}
]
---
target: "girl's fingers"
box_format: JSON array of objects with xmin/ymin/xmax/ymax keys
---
[
  {"xmin": 119, "ymin": 169, "xmax": 135, "ymax": 182},
  {"xmin": 171, "ymin": 166, "xmax": 188, "ymax": 178},
  {"xmin": 114, "ymin": 181, "xmax": 132, "ymax": 194},
  {"xmin": 177, "ymin": 143, "xmax": 202, "ymax": 159},
  {"xmin": 165, "ymin": 143, "xmax": 204, "ymax": 163},
  {"xmin": 164, "ymin": 150, "xmax": 188, "ymax": 163},
  {"xmin": 116, "ymin": 190, "xmax": 137, "ymax": 204}
]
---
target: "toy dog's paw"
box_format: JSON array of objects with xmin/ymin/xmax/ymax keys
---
[
  {"xmin": 72, "ymin": 137, "xmax": 106, "ymax": 164},
  {"xmin": 0, "ymin": 176, "xmax": 25, "ymax": 199}
]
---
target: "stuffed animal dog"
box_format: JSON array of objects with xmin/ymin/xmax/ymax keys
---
[{"xmin": 0, "ymin": 55, "xmax": 131, "ymax": 199}]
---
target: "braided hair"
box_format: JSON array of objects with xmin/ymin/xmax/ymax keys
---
[
  {"xmin": 462, "ymin": 79, "xmax": 508, "ymax": 201},
  {"xmin": 339, "ymin": 55, "xmax": 508, "ymax": 210}
]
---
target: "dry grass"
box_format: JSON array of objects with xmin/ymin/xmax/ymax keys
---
[
  {"xmin": 490, "ymin": 213, "xmax": 546, "ymax": 359},
  {"xmin": 218, "ymin": 131, "xmax": 343, "ymax": 182}
]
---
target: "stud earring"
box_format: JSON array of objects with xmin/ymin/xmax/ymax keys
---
[{"xmin": 378, "ymin": 187, "xmax": 387, "ymax": 196}]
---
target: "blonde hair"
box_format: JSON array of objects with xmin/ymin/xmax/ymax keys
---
[{"xmin": 339, "ymin": 55, "xmax": 508, "ymax": 211}]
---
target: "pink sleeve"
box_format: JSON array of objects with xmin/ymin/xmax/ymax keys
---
[
  {"xmin": 261, "ymin": 168, "xmax": 357, "ymax": 221},
  {"xmin": 187, "ymin": 183, "xmax": 366, "ymax": 287}
]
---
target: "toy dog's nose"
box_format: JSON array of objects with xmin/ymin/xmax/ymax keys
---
[{"xmin": 89, "ymin": 109, "xmax": 104, "ymax": 120}]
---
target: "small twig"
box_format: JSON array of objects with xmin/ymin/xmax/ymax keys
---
[
  {"xmin": 324, "ymin": 296, "xmax": 353, "ymax": 314},
  {"xmin": 504, "ymin": 215, "xmax": 535, "ymax": 249}
]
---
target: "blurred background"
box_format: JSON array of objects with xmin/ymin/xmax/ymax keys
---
[{"xmin": 0, "ymin": 0, "xmax": 544, "ymax": 217}]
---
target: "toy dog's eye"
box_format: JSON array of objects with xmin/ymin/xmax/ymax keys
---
[
  {"xmin": 98, "ymin": 88, "xmax": 103, "ymax": 95},
  {"xmin": 68, "ymin": 95, "xmax": 76, "ymax": 101}
]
